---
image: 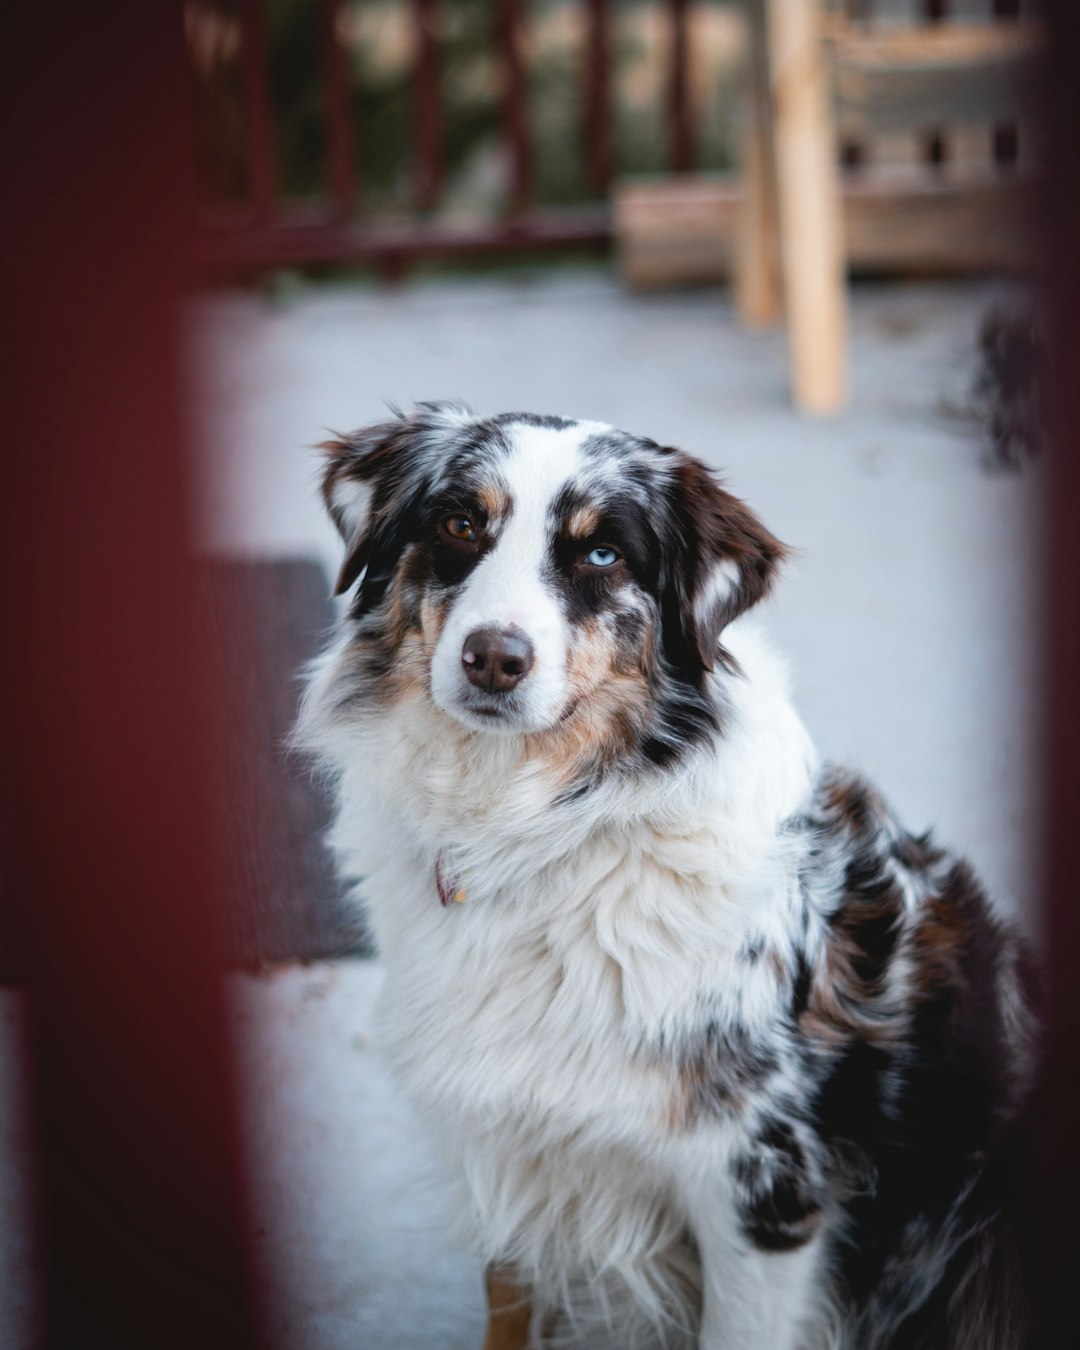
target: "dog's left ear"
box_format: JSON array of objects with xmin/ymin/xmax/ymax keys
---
[{"xmin": 668, "ymin": 455, "xmax": 788, "ymax": 673}]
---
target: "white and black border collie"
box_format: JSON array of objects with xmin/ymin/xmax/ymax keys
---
[{"xmin": 297, "ymin": 403, "xmax": 1037, "ymax": 1349}]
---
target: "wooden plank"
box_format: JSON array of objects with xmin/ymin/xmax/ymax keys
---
[
  {"xmin": 615, "ymin": 179, "xmax": 739, "ymax": 241},
  {"xmin": 921, "ymin": 0, "xmax": 948, "ymax": 168},
  {"xmin": 992, "ymin": 0, "xmax": 1022, "ymax": 167},
  {"xmin": 482, "ymin": 1268, "xmax": 534, "ymax": 1350},
  {"xmin": 837, "ymin": 1, "xmax": 870, "ymax": 170},
  {"xmin": 831, "ymin": 21, "xmax": 1044, "ymax": 138},
  {"xmin": 201, "ymin": 206, "xmax": 611, "ymax": 271},
  {"xmin": 843, "ymin": 168, "xmax": 1035, "ymax": 270},
  {"xmin": 613, "ymin": 170, "xmax": 1036, "ymax": 288},
  {"xmin": 766, "ymin": 0, "xmax": 848, "ymax": 414}
]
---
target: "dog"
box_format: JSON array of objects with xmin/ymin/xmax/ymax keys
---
[{"xmin": 296, "ymin": 403, "xmax": 1038, "ymax": 1349}]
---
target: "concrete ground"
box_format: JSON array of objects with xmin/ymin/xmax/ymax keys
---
[{"xmin": 2, "ymin": 271, "xmax": 1045, "ymax": 1347}]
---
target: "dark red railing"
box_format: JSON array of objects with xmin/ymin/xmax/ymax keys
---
[
  {"xmin": 199, "ymin": 0, "xmax": 1027, "ymax": 277},
  {"xmin": 497, "ymin": 0, "xmax": 532, "ymax": 214},
  {"xmin": 200, "ymin": 0, "xmax": 699, "ymax": 273},
  {"xmin": 237, "ymin": 0, "xmax": 276, "ymax": 221},
  {"xmin": 669, "ymin": 0, "xmax": 694, "ymax": 174},
  {"xmin": 318, "ymin": 0, "xmax": 358, "ymax": 220},
  {"xmin": 411, "ymin": 0, "xmax": 443, "ymax": 212}
]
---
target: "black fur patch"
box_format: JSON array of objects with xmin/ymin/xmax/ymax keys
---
[
  {"xmin": 787, "ymin": 767, "xmax": 1037, "ymax": 1341},
  {"xmin": 676, "ymin": 1018, "xmax": 779, "ymax": 1119},
  {"xmin": 732, "ymin": 1116, "xmax": 825, "ymax": 1252},
  {"xmin": 493, "ymin": 411, "xmax": 578, "ymax": 432}
]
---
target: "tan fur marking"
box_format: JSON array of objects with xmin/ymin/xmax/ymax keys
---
[
  {"xmin": 477, "ymin": 483, "xmax": 512, "ymax": 523},
  {"xmin": 565, "ymin": 505, "xmax": 601, "ymax": 538},
  {"xmin": 373, "ymin": 568, "xmax": 428, "ymax": 692},
  {"xmin": 566, "ymin": 616, "xmax": 621, "ymax": 691},
  {"xmin": 911, "ymin": 896, "xmax": 971, "ymax": 995},
  {"xmin": 799, "ymin": 913, "xmax": 906, "ymax": 1048},
  {"xmin": 669, "ymin": 1060, "xmax": 746, "ymax": 1131},
  {"xmin": 515, "ymin": 610, "xmax": 657, "ymax": 784},
  {"xmin": 392, "ymin": 631, "xmax": 431, "ymax": 698},
  {"xmin": 418, "ymin": 591, "xmax": 452, "ymax": 647},
  {"xmin": 821, "ymin": 776, "xmax": 884, "ymax": 833},
  {"xmin": 527, "ymin": 673, "xmax": 651, "ymax": 784},
  {"xmin": 799, "ymin": 947, "xmax": 862, "ymax": 1047},
  {"xmin": 670, "ymin": 1063, "xmax": 700, "ymax": 1131}
]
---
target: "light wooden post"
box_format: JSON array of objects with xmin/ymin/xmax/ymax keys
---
[
  {"xmin": 765, "ymin": 0, "xmax": 848, "ymax": 413},
  {"xmin": 735, "ymin": 0, "xmax": 783, "ymax": 327},
  {"xmin": 482, "ymin": 1267, "xmax": 534, "ymax": 1350}
]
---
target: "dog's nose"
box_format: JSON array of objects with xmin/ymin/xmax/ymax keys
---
[{"xmin": 461, "ymin": 627, "xmax": 534, "ymax": 693}]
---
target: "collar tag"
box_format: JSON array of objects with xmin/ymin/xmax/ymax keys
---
[{"xmin": 435, "ymin": 854, "xmax": 467, "ymax": 907}]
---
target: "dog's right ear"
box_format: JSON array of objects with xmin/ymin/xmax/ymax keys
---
[
  {"xmin": 319, "ymin": 420, "xmax": 404, "ymax": 599},
  {"xmin": 320, "ymin": 402, "xmax": 473, "ymax": 606}
]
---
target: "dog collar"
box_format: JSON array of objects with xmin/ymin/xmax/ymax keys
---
[{"xmin": 436, "ymin": 854, "xmax": 467, "ymax": 907}]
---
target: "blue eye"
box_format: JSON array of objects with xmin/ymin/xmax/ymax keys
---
[{"xmin": 584, "ymin": 545, "xmax": 620, "ymax": 568}]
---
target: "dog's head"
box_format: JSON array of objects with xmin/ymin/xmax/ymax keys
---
[{"xmin": 321, "ymin": 404, "xmax": 786, "ymax": 767}]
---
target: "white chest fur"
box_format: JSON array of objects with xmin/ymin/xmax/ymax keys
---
[{"xmin": 302, "ymin": 624, "xmax": 820, "ymax": 1330}]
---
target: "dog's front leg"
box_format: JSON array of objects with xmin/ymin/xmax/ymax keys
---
[
  {"xmin": 685, "ymin": 1206, "xmax": 825, "ymax": 1350},
  {"xmin": 481, "ymin": 1265, "xmax": 535, "ymax": 1350}
]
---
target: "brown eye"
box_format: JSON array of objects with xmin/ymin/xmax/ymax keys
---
[{"xmin": 441, "ymin": 514, "xmax": 478, "ymax": 544}]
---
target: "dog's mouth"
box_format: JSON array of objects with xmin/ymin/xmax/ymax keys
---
[
  {"xmin": 443, "ymin": 686, "xmax": 580, "ymax": 736},
  {"xmin": 447, "ymin": 690, "xmax": 529, "ymax": 732}
]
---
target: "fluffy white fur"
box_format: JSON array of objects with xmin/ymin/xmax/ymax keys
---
[{"xmin": 300, "ymin": 615, "xmax": 822, "ymax": 1348}]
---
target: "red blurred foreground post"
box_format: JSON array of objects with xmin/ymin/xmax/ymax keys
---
[
  {"xmin": 1031, "ymin": 6, "xmax": 1080, "ymax": 1346},
  {"xmin": 0, "ymin": 4, "xmax": 261, "ymax": 1347}
]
